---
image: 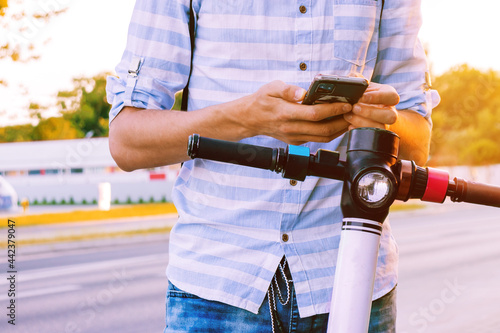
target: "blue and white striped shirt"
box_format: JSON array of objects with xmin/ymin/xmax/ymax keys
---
[{"xmin": 107, "ymin": 0, "xmax": 438, "ymax": 317}]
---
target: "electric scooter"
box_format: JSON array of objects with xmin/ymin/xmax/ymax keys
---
[{"xmin": 186, "ymin": 128, "xmax": 500, "ymax": 333}]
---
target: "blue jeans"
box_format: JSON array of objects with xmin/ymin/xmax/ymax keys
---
[{"xmin": 164, "ymin": 268, "xmax": 396, "ymax": 332}]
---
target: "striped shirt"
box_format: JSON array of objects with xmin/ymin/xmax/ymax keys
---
[{"xmin": 106, "ymin": 0, "xmax": 438, "ymax": 317}]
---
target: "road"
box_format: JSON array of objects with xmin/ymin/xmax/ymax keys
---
[
  {"xmin": 1, "ymin": 203, "xmax": 499, "ymax": 333},
  {"xmin": 391, "ymin": 202, "xmax": 500, "ymax": 333},
  {"xmin": 0, "ymin": 237, "xmax": 170, "ymax": 333}
]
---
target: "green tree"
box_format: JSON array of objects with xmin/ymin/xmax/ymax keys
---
[
  {"xmin": 0, "ymin": 0, "xmax": 68, "ymax": 118},
  {"xmin": 31, "ymin": 116, "xmax": 80, "ymax": 141},
  {"xmin": 0, "ymin": 116, "xmax": 81, "ymax": 143},
  {"xmin": 0, "ymin": 72, "xmax": 111, "ymax": 142},
  {"xmin": 430, "ymin": 64, "xmax": 500, "ymax": 166},
  {"xmin": 58, "ymin": 73, "xmax": 111, "ymax": 137},
  {"xmin": 0, "ymin": 123, "xmax": 34, "ymax": 142},
  {"xmin": 0, "ymin": 0, "xmax": 67, "ymax": 62}
]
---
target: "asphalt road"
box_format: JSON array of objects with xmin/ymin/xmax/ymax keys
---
[
  {"xmin": 0, "ymin": 238, "xmax": 170, "ymax": 333},
  {"xmin": 1, "ymin": 202, "xmax": 499, "ymax": 333},
  {"xmin": 391, "ymin": 202, "xmax": 500, "ymax": 333}
]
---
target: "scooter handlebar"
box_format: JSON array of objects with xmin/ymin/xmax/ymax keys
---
[
  {"xmin": 449, "ymin": 177, "xmax": 500, "ymax": 208},
  {"xmin": 187, "ymin": 134, "xmax": 280, "ymax": 171},
  {"xmin": 398, "ymin": 162, "xmax": 500, "ymax": 208},
  {"xmin": 187, "ymin": 134, "xmax": 345, "ymax": 181},
  {"xmin": 188, "ymin": 134, "xmax": 500, "ymax": 209}
]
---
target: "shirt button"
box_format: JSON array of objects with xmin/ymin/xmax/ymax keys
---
[
  {"xmin": 299, "ymin": 5, "xmax": 307, "ymax": 14},
  {"xmin": 282, "ymin": 233, "xmax": 289, "ymax": 242},
  {"xmin": 289, "ymin": 179, "xmax": 298, "ymax": 186},
  {"xmin": 299, "ymin": 62, "xmax": 307, "ymax": 71}
]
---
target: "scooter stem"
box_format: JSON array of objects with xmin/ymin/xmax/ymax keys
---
[{"xmin": 327, "ymin": 128, "xmax": 399, "ymax": 333}]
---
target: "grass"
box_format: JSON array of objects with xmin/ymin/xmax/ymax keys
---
[
  {"xmin": 390, "ymin": 201, "xmax": 426, "ymax": 212},
  {"xmin": 0, "ymin": 225, "xmax": 173, "ymax": 248},
  {"xmin": 3, "ymin": 203, "xmax": 178, "ymax": 227}
]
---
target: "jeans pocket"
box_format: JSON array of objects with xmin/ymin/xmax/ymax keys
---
[{"xmin": 333, "ymin": 0, "xmax": 380, "ymax": 68}]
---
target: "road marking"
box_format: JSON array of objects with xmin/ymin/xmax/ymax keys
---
[
  {"xmin": 0, "ymin": 284, "xmax": 82, "ymax": 300},
  {"xmin": 0, "ymin": 254, "xmax": 167, "ymax": 285}
]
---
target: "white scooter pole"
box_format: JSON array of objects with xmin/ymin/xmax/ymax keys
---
[
  {"xmin": 327, "ymin": 217, "xmax": 383, "ymax": 333},
  {"xmin": 327, "ymin": 128, "xmax": 399, "ymax": 333}
]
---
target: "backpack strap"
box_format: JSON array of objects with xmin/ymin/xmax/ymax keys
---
[{"xmin": 181, "ymin": 0, "xmax": 195, "ymax": 111}]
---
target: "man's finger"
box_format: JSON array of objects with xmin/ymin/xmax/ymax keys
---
[
  {"xmin": 360, "ymin": 84, "xmax": 400, "ymax": 106},
  {"xmin": 351, "ymin": 103, "xmax": 398, "ymax": 125},
  {"xmin": 268, "ymin": 80, "xmax": 307, "ymax": 103}
]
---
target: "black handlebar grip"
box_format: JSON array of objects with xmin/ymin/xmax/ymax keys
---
[
  {"xmin": 188, "ymin": 134, "xmax": 278, "ymax": 171},
  {"xmin": 451, "ymin": 177, "xmax": 500, "ymax": 208}
]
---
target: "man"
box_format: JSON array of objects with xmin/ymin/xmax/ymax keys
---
[{"xmin": 107, "ymin": 0, "xmax": 439, "ymax": 331}]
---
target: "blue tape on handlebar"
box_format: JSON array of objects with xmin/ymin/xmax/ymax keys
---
[{"xmin": 288, "ymin": 145, "xmax": 310, "ymax": 157}]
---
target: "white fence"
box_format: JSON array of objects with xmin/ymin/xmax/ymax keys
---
[
  {"xmin": 0, "ymin": 137, "xmax": 181, "ymax": 208},
  {"xmin": 6, "ymin": 170, "xmax": 177, "ymax": 205}
]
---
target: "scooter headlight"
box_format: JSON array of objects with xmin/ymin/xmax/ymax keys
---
[{"xmin": 354, "ymin": 171, "xmax": 394, "ymax": 209}]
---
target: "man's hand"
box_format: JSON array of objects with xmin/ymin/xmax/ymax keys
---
[
  {"xmin": 110, "ymin": 80, "xmax": 429, "ymax": 171},
  {"xmin": 235, "ymin": 80, "xmax": 353, "ymax": 145},
  {"xmin": 340, "ymin": 81, "xmax": 431, "ymax": 165},
  {"xmin": 343, "ymin": 82, "xmax": 400, "ymax": 130}
]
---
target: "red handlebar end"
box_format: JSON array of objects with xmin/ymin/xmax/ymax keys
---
[{"xmin": 421, "ymin": 168, "xmax": 449, "ymax": 203}]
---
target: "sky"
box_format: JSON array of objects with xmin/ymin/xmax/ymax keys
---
[
  {"xmin": 1, "ymin": 0, "xmax": 500, "ymax": 126},
  {"xmin": 419, "ymin": 0, "xmax": 500, "ymax": 76}
]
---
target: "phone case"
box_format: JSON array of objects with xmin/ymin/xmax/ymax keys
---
[{"xmin": 302, "ymin": 75, "xmax": 369, "ymax": 105}]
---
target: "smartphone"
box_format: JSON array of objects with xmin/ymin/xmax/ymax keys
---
[{"xmin": 302, "ymin": 74, "xmax": 369, "ymax": 105}]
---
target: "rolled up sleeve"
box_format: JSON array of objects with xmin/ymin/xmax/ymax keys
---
[
  {"xmin": 106, "ymin": 0, "xmax": 192, "ymax": 123},
  {"xmin": 372, "ymin": 0, "xmax": 440, "ymax": 122}
]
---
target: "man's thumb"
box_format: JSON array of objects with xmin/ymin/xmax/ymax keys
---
[
  {"xmin": 269, "ymin": 81, "xmax": 306, "ymax": 102},
  {"xmin": 281, "ymin": 84, "xmax": 306, "ymax": 102},
  {"xmin": 293, "ymin": 87, "xmax": 307, "ymax": 102}
]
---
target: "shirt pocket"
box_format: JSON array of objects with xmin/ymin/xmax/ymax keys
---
[{"xmin": 333, "ymin": 0, "xmax": 380, "ymax": 67}]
